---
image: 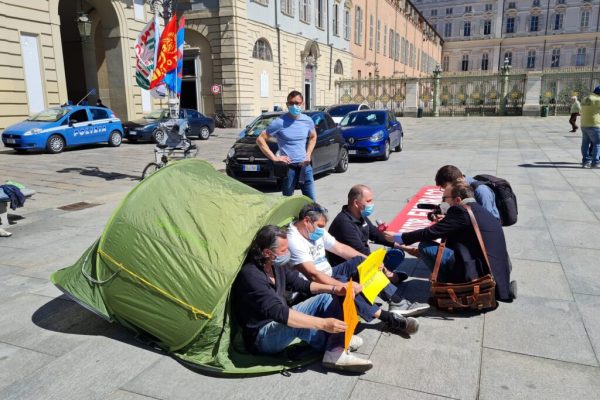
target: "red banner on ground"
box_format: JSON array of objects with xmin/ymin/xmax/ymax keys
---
[{"xmin": 388, "ymin": 185, "xmax": 444, "ymax": 234}]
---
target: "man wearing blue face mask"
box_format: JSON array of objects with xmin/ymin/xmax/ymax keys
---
[
  {"xmin": 256, "ymin": 90, "xmax": 318, "ymax": 200},
  {"xmin": 287, "ymin": 203, "xmax": 420, "ymax": 335}
]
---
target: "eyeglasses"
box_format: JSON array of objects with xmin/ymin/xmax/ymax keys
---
[
  {"xmin": 441, "ymin": 196, "xmax": 451, "ymax": 201},
  {"xmin": 287, "ymin": 100, "xmax": 303, "ymax": 106}
]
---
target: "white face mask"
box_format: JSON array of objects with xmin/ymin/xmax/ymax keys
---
[{"xmin": 439, "ymin": 202, "xmax": 451, "ymax": 215}]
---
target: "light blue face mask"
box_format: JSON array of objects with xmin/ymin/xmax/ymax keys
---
[
  {"xmin": 361, "ymin": 203, "xmax": 375, "ymax": 217},
  {"xmin": 288, "ymin": 104, "xmax": 302, "ymax": 116},
  {"xmin": 273, "ymin": 251, "xmax": 291, "ymax": 267},
  {"xmin": 308, "ymin": 226, "xmax": 325, "ymax": 241}
]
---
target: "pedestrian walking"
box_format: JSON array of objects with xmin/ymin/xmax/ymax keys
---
[
  {"xmin": 579, "ymin": 86, "xmax": 600, "ymax": 168},
  {"xmin": 569, "ymin": 96, "xmax": 581, "ymax": 132}
]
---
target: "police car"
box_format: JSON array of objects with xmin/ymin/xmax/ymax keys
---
[{"xmin": 1, "ymin": 106, "xmax": 124, "ymax": 154}]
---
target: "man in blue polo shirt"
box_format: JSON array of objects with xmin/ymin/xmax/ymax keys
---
[{"xmin": 256, "ymin": 90, "xmax": 318, "ymax": 200}]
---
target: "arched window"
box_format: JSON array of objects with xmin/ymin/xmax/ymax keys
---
[
  {"xmin": 481, "ymin": 53, "xmax": 489, "ymax": 70},
  {"xmin": 334, "ymin": 59, "xmax": 344, "ymax": 74},
  {"xmin": 461, "ymin": 54, "xmax": 469, "ymax": 71},
  {"xmin": 504, "ymin": 51, "xmax": 512, "ymax": 66},
  {"xmin": 252, "ymin": 39, "xmax": 273, "ymax": 61}
]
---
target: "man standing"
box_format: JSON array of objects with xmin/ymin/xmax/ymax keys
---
[
  {"xmin": 580, "ymin": 86, "xmax": 600, "ymax": 168},
  {"xmin": 256, "ymin": 90, "xmax": 318, "ymax": 200},
  {"xmin": 569, "ymin": 95, "xmax": 581, "ymax": 133},
  {"xmin": 385, "ymin": 182, "xmax": 513, "ymax": 302},
  {"xmin": 328, "ymin": 184, "xmax": 430, "ymax": 316},
  {"xmin": 288, "ymin": 203, "xmax": 420, "ymax": 334},
  {"xmin": 232, "ymin": 225, "xmax": 373, "ymax": 372}
]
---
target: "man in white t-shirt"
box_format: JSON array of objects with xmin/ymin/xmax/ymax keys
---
[{"xmin": 287, "ymin": 203, "xmax": 419, "ymax": 336}]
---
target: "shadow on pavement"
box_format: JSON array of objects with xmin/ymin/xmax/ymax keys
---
[
  {"xmin": 57, "ymin": 166, "xmax": 141, "ymax": 181},
  {"xmin": 518, "ymin": 161, "xmax": 582, "ymax": 169}
]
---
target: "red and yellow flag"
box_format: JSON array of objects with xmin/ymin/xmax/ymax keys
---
[
  {"xmin": 343, "ymin": 279, "xmax": 359, "ymax": 351},
  {"xmin": 150, "ymin": 15, "xmax": 178, "ymax": 89}
]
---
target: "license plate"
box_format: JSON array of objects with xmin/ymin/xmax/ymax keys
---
[
  {"xmin": 242, "ymin": 164, "xmax": 260, "ymax": 172},
  {"xmin": 348, "ymin": 149, "xmax": 357, "ymax": 155},
  {"xmin": 6, "ymin": 138, "xmax": 16, "ymax": 144},
  {"xmin": 129, "ymin": 131, "xmax": 137, "ymax": 136}
]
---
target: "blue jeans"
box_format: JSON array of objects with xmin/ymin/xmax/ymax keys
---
[
  {"xmin": 254, "ymin": 293, "xmax": 343, "ymax": 354},
  {"xmin": 581, "ymin": 127, "xmax": 600, "ymax": 165},
  {"xmin": 383, "ymin": 248, "xmax": 406, "ymax": 273},
  {"xmin": 282, "ymin": 163, "xmax": 316, "ymax": 201},
  {"xmin": 418, "ymin": 240, "xmax": 455, "ymax": 282}
]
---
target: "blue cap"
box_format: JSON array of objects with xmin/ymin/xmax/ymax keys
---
[{"xmin": 594, "ymin": 86, "xmax": 600, "ymax": 95}]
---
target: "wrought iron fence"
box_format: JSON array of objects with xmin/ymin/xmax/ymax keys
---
[
  {"xmin": 335, "ymin": 78, "xmax": 406, "ymax": 115},
  {"xmin": 540, "ymin": 71, "xmax": 600, "ymax": 115}
]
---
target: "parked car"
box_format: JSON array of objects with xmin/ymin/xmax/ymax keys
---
[
  {"xmin": 326, "ymin": 103, "xmax": 370, "ymax": 124},
  {"xmin": 225, "ymin": 111, "xmax": 349, "ymax": 186},
  {"xmin": 1, "ymin": 106, "xmax": 123, "ymax": 154},
  {"xmin": 340, "ymin": 109, "xmax": 403, "ymax": 161},
  {"xmin": 123, "ymin": 108, "xmax": 215, "ymax": 143}
]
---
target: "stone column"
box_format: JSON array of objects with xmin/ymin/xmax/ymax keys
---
[
  {"xmin": 522, "ymin": 72, "xmax": 543, "ymax": 117},
  {"xmin": 405, "ymin": 79, "xmax": 419, "ymax": 117}
]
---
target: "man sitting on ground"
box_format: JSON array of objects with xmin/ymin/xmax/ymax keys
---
[
  {"xmin": 232, "ymin": 225, "xmax": 372, "ymax": 373},
  {"xmin": 287, "ymin": 203, "xmax": 419, "ymax": 335},
  {"xmin": 328, "ymin": 184, "xmax": 429, "ymax": 316}
]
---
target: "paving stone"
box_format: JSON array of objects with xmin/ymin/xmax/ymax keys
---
[
  {"xmin": 0, "ymin": 342, "xmax": 56, "ymax": 392},
  {"xmin": 538, "ymin": 199, "xmax": 599, "ymax": 222},
  {"xmin": 504, "ymin": 226, "xmax": 559, "ymax": 263},
  {"xmin": 510, "ymin": 258, "xmax": 573, "ymax": 301},
  {"xmin": 106, "ymin": 390, "xmax": 158, "ymax": 400},
  {"xmin": 547, "ymin": 219, "xmax": 600, "ymax": 249},
  {"xmin": 349, "ymin": 380, "xmax": 454, "ymax": 400},
  {"xmin": 483, "ymin": 296, "xmax": 597, "ymax": 366},
  {"xmin": 479, "ymin": 349, "xmax": 600, "ymax": 400},
  {"xmin": 0, "ymin": 273, "xmax": 49, "ymax": 302},
  {"xmin": 574, "ymin": 293, "xmax": 600, "ymax": 360},
  {"xmin": 556, "ymin": 246, "xmax": 600, "ymax": 296}
]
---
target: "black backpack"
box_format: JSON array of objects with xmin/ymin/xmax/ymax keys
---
[{"xmin": 472, "ymin": 174, "xmax": 518, "ymax": 226}]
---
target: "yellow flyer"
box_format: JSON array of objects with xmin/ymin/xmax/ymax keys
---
[{"xmin": 357, "ymin": 248, "xmax": 390, "ymax": 304}]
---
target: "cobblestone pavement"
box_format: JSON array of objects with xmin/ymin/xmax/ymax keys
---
[{"xmin": 0, "ymin": 117, "xmax": 599, "ymax": 399}]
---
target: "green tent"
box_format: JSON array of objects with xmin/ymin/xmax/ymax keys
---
[{"xmin": 51, "ymin": 159, "xmax": 319, "ymax": 375}]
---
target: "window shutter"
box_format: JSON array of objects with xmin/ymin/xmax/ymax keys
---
[
  {"xmin": 525, "ymin": 15, "xmax": 530, "ymax": 32},
  {"xmin": 307, "ymin": 0, "xmax": 311, "ymax": 24}
]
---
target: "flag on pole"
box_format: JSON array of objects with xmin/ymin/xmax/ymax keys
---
[
  {"xmin": 150, "ymin": 15, "xmax": 178, "ymax": 89},
  {"xmin": 164, "ymin": 16, "xmax": 185, "ymax": 96},
  {"xmin": 134, "ymin": 16, "xmax": 159, "ymax": 90},
  {"xmin": 343, "ymin": 279, "xmax": 359, "ymax": 351}
]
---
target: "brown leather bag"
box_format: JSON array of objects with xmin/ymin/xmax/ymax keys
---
[{"xmin": 430, "ymin": 204, "xmax": 497, "ymax": 312}]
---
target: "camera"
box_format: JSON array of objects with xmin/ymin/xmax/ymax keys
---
[{"xmin": 417, "ymin": 203, "xmax": 442, "ymax": 222}]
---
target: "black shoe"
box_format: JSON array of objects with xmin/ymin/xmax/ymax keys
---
[
  {"xmin": 387, "ymin": 312, "xmax": 419, "ymax": 335},
  {"xmin": 509, "ymin": 280, "xmax": 518, "ymax": 300}
]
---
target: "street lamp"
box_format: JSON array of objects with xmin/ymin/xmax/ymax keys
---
[
  {"xmin": 76, "ymin": 12, "xmax": 92, "ymax": 41},
  {"xmin": 433, "ymin": 64, "xmax": 442, "ymax": 77},
  {"xmin": 501, "ymin": 57, "xmax": 512, "ymax": 73},
  {"xmin": 366, "ymin": 61, "xmax": 379, "ymax": 77},
  {"xmin": 432, "ymin": 64, "xmax": 442, "ymax": 117}
]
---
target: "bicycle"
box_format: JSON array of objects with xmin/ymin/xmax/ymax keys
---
[
  {"xmin": 214, "ymin": 112, "xmax": 236, "ymax": 128},
  {"xmin": 141, "ymin": 138, "xmax": 198, "ymax": 179}
]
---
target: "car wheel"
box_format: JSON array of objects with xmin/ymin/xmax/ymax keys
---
[
  {"xmin": 394, "ymin": 134, "xmax": 403, "ymax": 152},
  {"xmin": 108, "ymin": 130, "xmax": 122, "ymax": 147},
  {"xmin": 142, "ymin": 162, "xmax": 161, "ymax": 179},
  {"xmin": 379, "ymin": 140, "xmax": 391, "ymax": 161},
  {"xmin": 46, "ymin": 134, "xmax": 65, "ymax": 154},
  {"xmin": 199, "ymin": 126, "xmax": 210, "ymax": 140},
  {"xmin": 335, "ymin": 147, "xmax": 349, "ymax": 173},
  {"xmin": 152, "ymin": 129, "xmax": 165, "ymax": 143}
]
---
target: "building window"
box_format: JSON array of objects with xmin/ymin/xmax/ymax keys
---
[
  {"xmin": 527, "ymin": 50, "xmax": 536, "ymax": 68},
  {"xmin": 355, "ymin": 6, "xmax": 363, "ymax": 45},
  {"xmin": 461, "ymin": 54, "xmax": 469, "ymax": 71},
  {"xmin": 446, "ymin": 8, "xmax": 453, "ymax": 15},
  {"xmin": 533, "ymin": 0, "xmax": 540, "ymax": 6},
  {"xmin": 581, "ymin": 10, "xmax": 590, "ymax": 28},
  {"xmin": 504, "ymin": 51, "xmax": 512, "ymax": 65},
  {"xmin": 281, "ymin": 0, "xmax": 294, "ymax": 16},
  {"xmin": 376, "ymin": 19, "xmax": 381, "ymax": 53},
  {"xmin": 557, "ymin": 0, "xmax": 565, "ymax": 4},
  {"xmin": 576, "ymin": 47, "xmax": 586, "ymax": 66},
  {"xmin": 443, "ymin": 55, "xmax": 449, "ymax": 71},
  {"xmin": 300, "ymin": 0, "xmax": 311, "ymax": 23},
  {"xmin": 20, "ymin": 34, "xmax": 45, "ymax": 113},
  {"xmin": 481, "ymin": 53, "xmax": 489, "ymax": 70},
  {"xmin": 252, "ymin": 38, "xmax": 273, "ymax": 61},
  {"xmin": 444, "ymin": 22, "xmax": 452, "ymax": 37},
  {"xmin": 508, "ymin": 2, "xmax": 516, "ymax": 9},
  {"xmin": 334, "ymin": 59, "xmax": 343, "ymax": 74},
  {"xmin": 395, "ymin": 33, "xmax": 400, "ymax": 61},
  {"xmin": 369, "ymin": 14, "xmax": 374, "ymax": 50},
  {"xmin": 383, "ymin": 25, "xmax": 387, "ymax": 56},
  {"xmin": 463, "ymin": 21, "xmax": 471, "ymax": 36},
  {"xmin": 485, "ymin": 4, "xmax": 493, "ymax": 11},
  {"xmin": 332, "ymin": 3, "xmax": 339, "ymax": 35},
  {"xmin": 465, "ymin": 6, "xmax": 472, "ymax": 13},
  {"xmin": 484, "ymin": 19, "xmax": 492, "ymax": 35},
  {"xmin": 530, "ymin": 15, "xmax": 539, "ymax": 31},
  {"xmin": 553, "ymin": 13, "xmax": 563, "ymax": 30},
  {"xmin": 344, "ymin": 5, "xmax": 351, "ymax": 40},
  {"xmin": 389, "ymin": 28, "xmax": 394, "ymax": 58},
  {"xmin": 506, "ymin": 17, "xmax": 515, "ymax": 33},
  {"xmin": 316, "ymin": 0, "xmax": 324, "ymax": 28},
  {"xmin": 431, "ymin": 9, "xmax": 437, "ymax": 16},
  {"xmin": 551, "ymin": 48, "xmax": 560, "ymax": 67}
]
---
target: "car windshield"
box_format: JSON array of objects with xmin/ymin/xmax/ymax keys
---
[
  {"xmin": 245, "ymin": 115, "xmax": 279, "ymax": 137},
  {"xmin": 327, "ymin": 105, "xmax": 359, "ymax": 117},
  {"xmin": 27, "ymin": 108, "xmax": 69, "ymax": 122},
  {"xmin": 340, "ymin": 112, "xmax": 385, "ymax": 126},
  {"xmin": 143, "ymin": 110, "xmax": 168, "ymax": 119}
]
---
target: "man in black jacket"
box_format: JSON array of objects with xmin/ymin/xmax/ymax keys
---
[
  {"xmin": 232, "ymin": 225, "xmax": 373, "ymax": 373},
  {"xmin": 385, "ymin": 182, "xmax": 512, "ymax": 302}
]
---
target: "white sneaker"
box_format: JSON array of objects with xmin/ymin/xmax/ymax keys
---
[
  {"xmin": 0, "ymin": 228, "xmax": 12, "ymax": 237},
  {"xmin": 349, "ymin": 335, "xmax": 363, "ymax": 352},
  {"xmin": 322, "ymin": 348, "xmax": 373, "ymax": 373}
]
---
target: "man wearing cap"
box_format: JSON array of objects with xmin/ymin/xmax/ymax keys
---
[
  {"xmin": 579, "ymin": 86, "xmax": 600, "ymax": 168},
  {"xmin": 569, "ymin": 95, "xmax": 581, "ymax": 133}
]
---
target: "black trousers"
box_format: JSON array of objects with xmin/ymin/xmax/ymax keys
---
[{"xmin": 569, "ymin": 113, "xmax": 580, "ymax": 131}]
